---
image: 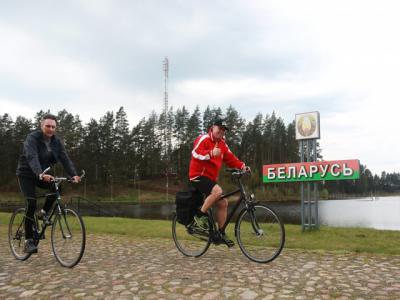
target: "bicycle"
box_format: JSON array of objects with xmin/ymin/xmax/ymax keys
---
[
  {"xmin": 172, "ymin": 168, "xmax": 285, "ymax": 263},
  {"xmin": 8, "ymin": 167, "xmax": 86, "ymax": 268}
]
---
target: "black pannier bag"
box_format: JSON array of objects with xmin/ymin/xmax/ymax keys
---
[{"xmin": 175, "ymin": 188, "xmax": 203, "ymax": 225}]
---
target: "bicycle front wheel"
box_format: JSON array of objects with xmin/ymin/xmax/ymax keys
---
[
  {"xmin": 236, "ymin": 204, "xmax": 285, "ymax": 263},
  {"xmin": 8, "ymin": 208, "xmax": 31, "ymax": 261},
  {"xmin": 51, "ymin": 208, "xmax": 86, "ymax": 268},
  {"xmin": 172, "ymin": 213, "xmax": 211, "ymax": 257}
]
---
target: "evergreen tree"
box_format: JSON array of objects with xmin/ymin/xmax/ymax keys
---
[
  {"xmin": 114, "ymin": 107, "xmax": 131, "ymax": 180},
  {"xmin": 224, "ymin": 105, "xmax": 245, "ymax": 156},
  {"xmin": 0, "ymin": 114, "xmax": 14, "ymax": 182}
]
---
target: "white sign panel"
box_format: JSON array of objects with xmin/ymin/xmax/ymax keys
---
[{"xmin": 295, "ymin": 111, "xmax": 320, "ymax": 140}]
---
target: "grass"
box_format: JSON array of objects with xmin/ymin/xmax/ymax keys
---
[
  {"xmin": 1, "ymin": 212, "xmax": 399, "ymax": 255},
  {"xmin": 0, "ymin": 192, "xmax": 24, "ymax": 203}
]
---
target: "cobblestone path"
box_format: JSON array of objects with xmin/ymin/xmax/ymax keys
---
[{"xmin": 1, "ymin": 231, "xmax": 400, "ymax": 299}]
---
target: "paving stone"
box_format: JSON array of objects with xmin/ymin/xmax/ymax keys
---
[
  {"xmin": 0, "ymin": 230, "xmax": 399, "ymax": 299},
  {"xmin": 240, "ymin": 289, "xmax": 258, "ymax": 299},
  {"xmin": 19, "ymin": 290, "xmax": 39, "ymax": 297}
]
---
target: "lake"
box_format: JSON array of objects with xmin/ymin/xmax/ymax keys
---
[
  {"xmin": 1, "ymin": 196, "xmax": 399, "ymax": 230},
  {"xmin": 57, "ymin": 195, "xmax": 400, "ymax": 231},
  {"xmin": 319, "ymin": 196, "xmax": 400, "ymax": 231}
]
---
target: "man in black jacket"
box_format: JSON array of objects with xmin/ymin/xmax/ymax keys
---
[{"xmin": 16, "ymin": 114, "xmax": 81, "ymax": 254}]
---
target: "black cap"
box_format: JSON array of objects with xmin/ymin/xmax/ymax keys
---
[{"xmin": 213, "ymin": 118, "xmax": 229, "ymax": 131}]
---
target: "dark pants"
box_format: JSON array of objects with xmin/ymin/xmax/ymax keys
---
[{"xmin": 17, "ymin": 176, "xmax": 57, "ymax": 239}]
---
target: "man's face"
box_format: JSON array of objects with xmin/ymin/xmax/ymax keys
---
[
  {"xmin": 41, "ymin": 119, "xmax": 57, "ymax": 138},
  {"xmin": 211, "ymin": 125, "xmax": 226, "ymax": 140}
]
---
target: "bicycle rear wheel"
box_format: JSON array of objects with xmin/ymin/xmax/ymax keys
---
[
  {"xmin": 51, "ymin": 208, "xmax": 86, "ymax": 268},
  {"xmin": 172, "ymin": 213, "xmax": 211, "ymax": 257},
  {"xmin": 8, "ymin": 208, "xmax": 32, "ymax": 261},
  {"xmin": 236, "ymin": 204, "xmax": 285, "ymax": 263}
]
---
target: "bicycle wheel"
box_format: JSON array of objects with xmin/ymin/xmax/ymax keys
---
[
  {"xmin": 172, "ymin": 213, "xmax": 211, "ymax": 257},
  {"xmin": 236, "ymin": 204, "xmax": 285, "ymax": 263},
  {"xmin": 8, "ymin": 208, "xmax": 31, "ymax": 261},
  {"xmin": 51, "ymin": 208, "xmax": 86, "ymax": 268}
]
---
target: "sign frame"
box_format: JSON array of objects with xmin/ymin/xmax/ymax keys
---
[
  {"xmin": 295, "ymin": 111, "xmax": 320, "ymax": 140},
  {"xmin": 263, "ymin": 159, "xmax": 360, "ymax": 183}
]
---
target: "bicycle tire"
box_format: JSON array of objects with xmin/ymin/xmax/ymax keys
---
[
  {"xmin": 51, "ymin": 208, "xmax": 86, "ymax": 268},
  {"xmin": 172, "ymin": 213, "xmax": 211, "ymax": 257},
  {"xmin": 235, "ymin": 204, "xmax": 285, "ymax": 263},
  {"xmin": 8, "ymin": 208, "xmax": 32, "ymax": 261}
]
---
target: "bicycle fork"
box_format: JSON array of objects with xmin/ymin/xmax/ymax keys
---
[
  {"xmin": 57, "ymin": 206, "xmax": 72, "ymax": 239},
  {"xmin": 248, "ymin": 206, "xmax": 264, "ymax": 236}
]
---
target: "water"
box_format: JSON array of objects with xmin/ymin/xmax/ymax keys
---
[
  {"xmin": 98, "ymin": 196, "xmax": 399, "ymax": 231},
  {"xmin": 2, "ymin": 196, "xmax": 399, "ymax": 230},
  {"xmin": 319, "ymin": 196, "xmax": 400, "ymax": 231}
]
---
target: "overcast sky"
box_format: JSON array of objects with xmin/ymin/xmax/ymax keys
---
[{"xmin": 0, "ymin": 0, "xmax": 399, "ymax": 175}]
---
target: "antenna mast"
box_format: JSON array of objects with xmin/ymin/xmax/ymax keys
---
[
  {"xmin": 163, "ymin": 57, "xmax": 169, "ymax": 201},
  {"xmin": 163, "ymin": 57, "xmax": 168, "ymax": 121}
]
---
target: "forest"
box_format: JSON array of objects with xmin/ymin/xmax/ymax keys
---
[{"xmin": 0, "ymin": 106, "xmax": 399, "ymax": 200}]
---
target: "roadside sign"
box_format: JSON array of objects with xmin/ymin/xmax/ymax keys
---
[{"xmin": 263, "ymin": 159, "xmax": 360, "ymax": 183}]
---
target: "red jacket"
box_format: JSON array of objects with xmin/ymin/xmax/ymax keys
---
[{"xmin": 189, "ymin": 132, "xmax": 244, "ymax": 182}]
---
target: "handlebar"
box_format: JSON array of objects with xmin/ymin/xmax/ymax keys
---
[
  {"xmin": 225, "ymin": 168, "xmax": 251, "ymax": 177},
  {"xmin": 39, "ymin": 168, "xmax": 85, "ymax": 183}
]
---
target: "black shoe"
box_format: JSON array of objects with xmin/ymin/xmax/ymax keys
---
[
  {"xmin": 24, "ymin": 239, "xmax": 38, "ymax": 254},
  {"xmin": 193, "ymin": 215, "xmax": 209, "ymax": 231},
  {"xmin": 220, "ymin": 233, "xmax": 235, "ymax": 248}
]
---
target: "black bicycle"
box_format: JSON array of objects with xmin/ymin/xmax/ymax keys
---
[
  {"xmin": 172, "ymin": 168, "xmax": 285, "ymax": 263},
  {"xmin": 8, "ymin": 168, "xmax": 86, "ymax": 268}
]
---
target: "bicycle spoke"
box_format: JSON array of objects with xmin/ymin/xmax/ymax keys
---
[
  {"xmin": 51, "ymin": 208, "xmax": 85, "ymax": 268},
  {"xmin": 8, "ymin": 208, "xmax": 32, "ymax": 261},
  {"xmin": 172, "ymin": 214, "xmax": 211, "ymax": 257},
  {"xmin": 236, "ymin": 205, "xmax": 285, "ymax": 263}
]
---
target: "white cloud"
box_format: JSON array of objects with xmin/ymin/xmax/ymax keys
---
[
  {"xmin": 0, "ymin": 0, "xmax": 399, "ymax": 175},
  {"xmin": 0, "ymin": 98, "xmax": 36, "ymax": 118},
  {"xmin": 0, "ymin": 24, "xmax": 162, "ymax": 124}
]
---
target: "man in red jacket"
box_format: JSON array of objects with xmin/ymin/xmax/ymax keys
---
[{"xmin": 189, "ymin": 118, "xmax": 249, "ymax": 247}]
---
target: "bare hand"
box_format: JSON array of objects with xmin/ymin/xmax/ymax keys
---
[
  {"xmin": 242, "ymin": 165, "xmax": 251, "ymax": 173},
  {"xmin": 72, "ymin": 176, "xmax": 81, "ymax": 183},
  {"xmin": 42, "ymin": 174, "xmax": 54, "ymax": 182}
]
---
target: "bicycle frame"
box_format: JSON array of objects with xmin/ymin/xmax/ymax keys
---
[
  {"xmin": 10, "ymin": 168, "xmax": 87, "ymax": 267},
  {"xmin": 30, "ymin": 180, "xmax": 72, "ymax": 241},
  {"xmin": 208, "ymin": 172, "xmax": 253, "ymax": 235},
  {"xmin": 173, "ymin": 168, "xmax": 285, "ymax": 263}
]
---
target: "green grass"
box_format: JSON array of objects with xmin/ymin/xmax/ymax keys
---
[
  {"xmin": 1, "ymin": 212, "xmax": 399, "ymax": 255},
  {"xmin": 0, "ymin": 192, "xmax": 24, "ymax": 203}
]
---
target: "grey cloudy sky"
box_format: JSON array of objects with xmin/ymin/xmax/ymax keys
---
[{"xmin": 1, "ymin": 0, "xmax": 399, "ymax": 175}]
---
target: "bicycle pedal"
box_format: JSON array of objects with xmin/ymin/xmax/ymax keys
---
[
  {"xmin": 225, "ymin": 242, "xmax": 235, "ymax": 248},
  {"xmin": 212, "ymin": 239, "xmax": 223, "ymax": 246},
  {"xmin": 42, "ymin": 219, "xmax": 52, "ymax": 226}
]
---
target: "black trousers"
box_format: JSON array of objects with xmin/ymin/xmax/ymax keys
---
[{"xmin": 17, "ymin": 176, "xmax": 57, "ymax": 239}]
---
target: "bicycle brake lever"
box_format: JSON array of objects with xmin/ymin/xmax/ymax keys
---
[{"xmin": 40, "ymin": 167, "xmax": 51, "ymax": 177}]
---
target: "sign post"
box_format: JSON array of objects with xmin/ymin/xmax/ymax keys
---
[
  {"xmin": 263, "ymin": 111, "xmax": 361, "ymax": 231},
  {"xmin": 263, "ymin": 159, "xmax": 360, "ymax": 231},
  {"xmin": 296, "ymin": 111, "xmax": 320, "ymax": 231}
]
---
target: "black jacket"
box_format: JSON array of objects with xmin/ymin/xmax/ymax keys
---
[{"xmin": 16, "ymin": 130, "xmax": 77, "ymax": 179}]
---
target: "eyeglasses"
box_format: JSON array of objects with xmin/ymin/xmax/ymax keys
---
[{"xmin": 45, "ymin": 125, "xmax": 56, "ymax": 129}]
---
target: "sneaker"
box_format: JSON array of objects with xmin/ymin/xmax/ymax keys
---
[
  {"xmin": 211, "ymin": 234, "xmax": 224, "ymax": 245},
  {"xmin": 220, "ymin": 233, "xmax": 235, "ymax": 248},
  {"xmin": 24, "ymin": 239, "xmax": 38, "ymax": 254},
  {"xmin": 193, "ymin": 215, "xmax": 209, "ymax": 231}
]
